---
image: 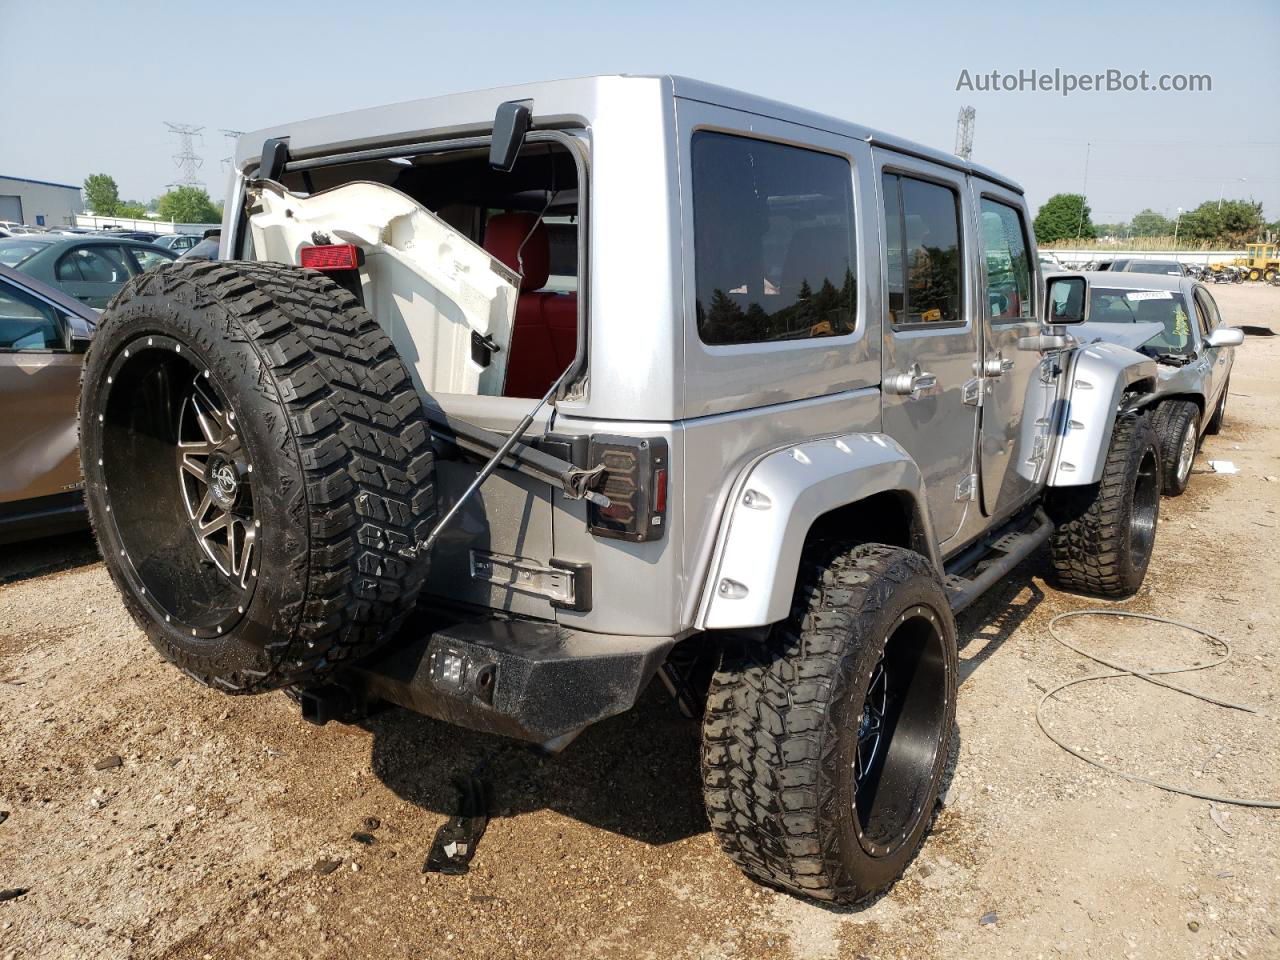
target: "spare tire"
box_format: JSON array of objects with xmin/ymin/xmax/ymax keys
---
[{"xmin": 80, "ymin": 259, "xmax": 436, "ymax": 693}]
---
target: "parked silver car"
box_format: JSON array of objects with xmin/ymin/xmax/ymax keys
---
[
  {"xmin": 82, "ymin": 76, "xmax": 1161, "ymax": 904},
  {"xmin": 1062, "ymin": 272, "xmax": 1241, "ymax": 495}
]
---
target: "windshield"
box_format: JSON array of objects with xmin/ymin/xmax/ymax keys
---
[
  {"xmin": 1089, "ymin": 287, "xmax": 1193, "ymax": 353},
  {"xmin": 0, "ymin": 239, "xmax": 51, "ymax": 267}
]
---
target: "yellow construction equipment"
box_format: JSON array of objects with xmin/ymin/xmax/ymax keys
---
[{"xmin": 1210, "ymin": 242, "xmax": 1279, "ymax": 281}]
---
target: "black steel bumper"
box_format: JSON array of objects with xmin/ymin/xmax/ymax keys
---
[{"xmin": 313, "ymin": 616, "xmax": 674, "ymax": 744}]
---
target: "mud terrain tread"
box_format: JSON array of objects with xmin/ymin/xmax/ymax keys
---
[
  {"xmin": 1046, "ymin": 413, "xmax": 1157, "ymax": 597},
  {"xmin": 91, "ymin": 259, "xmax": 436, "ymax": 693},
  {"xmin": 702, "ymin": 544, "xmax": 950, "ymax": 903}
]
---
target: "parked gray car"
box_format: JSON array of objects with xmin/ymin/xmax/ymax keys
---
[
  {"xmin": 81, "ymin": 76, "xmax": 1162, "ymax": 904},
  {"xmin": 0, "ymin": 234, "xmax": 177, "ymax": 309},
  {"xmin": 1062, "ymin": 272, "xmax": 1242, "ymax": 495}
]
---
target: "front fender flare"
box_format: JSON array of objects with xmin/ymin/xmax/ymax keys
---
[
  {"xmin": 1048, "ymin": 343, "xmax": 1157, "ymax": 487},
  {"xmin": 696, "ymin": 434, "xmax": 938, "ymax": 630}
]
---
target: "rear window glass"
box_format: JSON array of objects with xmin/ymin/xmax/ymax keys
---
[
  {"xmin": 1126, "ymin": 262, "xmax": 1183, "ymax": 275},
  {"xmin": 692, "ymin": 132, "xmax": 856, "ymax": 346},
  {"xmin": 0, "ymin": 240, "xmax": 48, "ymax": 268}
]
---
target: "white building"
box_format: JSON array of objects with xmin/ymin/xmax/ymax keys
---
[{"xmin": 0, "ymin": 174, "xmax": 83, "ymax": 228}]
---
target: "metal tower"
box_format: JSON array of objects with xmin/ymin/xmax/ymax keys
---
[
  {"xmin": 164, "ymin": 121, "xmax": 205, "ymax": 189},
  {"xmin": 954, "ymin": 106, "xmax": 976, "ymax": 161},
  {"xmin": 220, "ymin": 129, "xmax": 245, "ymax": 170}
]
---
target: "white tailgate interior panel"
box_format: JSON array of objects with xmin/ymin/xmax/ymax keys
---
[{"xmin": 247, "ymin": 179, "xmax": 519, "ymax": 397}]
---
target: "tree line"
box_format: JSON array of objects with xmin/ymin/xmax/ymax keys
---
[
  {"xmin": 83, "ymin": 173, "xmax": 222, "ymax": 224},
  {"xmin": 1033, "ymin": 192, "xmax": 1276, "ymax": 247}
]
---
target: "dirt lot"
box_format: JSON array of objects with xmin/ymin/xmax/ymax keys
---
[{"xmin": 2, "ymin": 284, "xmax": 1278, "ymax": 960}]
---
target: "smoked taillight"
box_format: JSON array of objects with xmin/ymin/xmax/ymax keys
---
[
  {"xmin": 587, "ymin": 436, "xmax": 669, "ymax": 542},
  {"xmin": 299, "ymin": 243, "xmax": 360, "ymax": 271}
]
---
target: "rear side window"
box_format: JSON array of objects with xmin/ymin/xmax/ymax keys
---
[
  {"xmin": 692, "ymin": 132, "xmax": 857, "ymax": 346},
  {"xmin": 882, "ymin": 173, "xmax": 963, "ymax": 325},
  {"xmin": 1193, "ymin": 288, "xmax": 1219, "ymax": 337},
  {"xmin": 56, "ymin": 245, "xmax": 130, "ymax": 283},
  {"xmin": 978, "ymin": 198, "xmax": 1033, "ymax": 322}
]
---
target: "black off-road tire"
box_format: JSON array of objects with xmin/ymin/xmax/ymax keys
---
[
  {"xmin": 1152, "ymin": 400, "xmax": 1199, "ymax": 497},
  {"xmin": 702, "ymin": 544, "xmax": 957, "ymax": 904},
  {"xmin": 80, "ymin": 259, "xmax": 436, "ymax": 693},
  {"xmin": 1205, "ymin": 378, "xmax": 1229, "ymax": 435},
  {"xmin": 1045, "ymin": 413, "xmax": 1160, "ymax": 597}
]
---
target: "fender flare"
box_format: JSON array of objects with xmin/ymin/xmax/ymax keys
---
[
  {"xmin": 1048, "ymin": 343, "xmax": 1157, "ymax": 487},
  {"xmin": 696, "ymin": 433, "xmax": 939, "ymax": 630}
]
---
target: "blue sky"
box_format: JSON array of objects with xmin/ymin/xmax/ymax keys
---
[{"xmin": 2, "ymin": 0, "xmax": 1276, "ymax": 223}]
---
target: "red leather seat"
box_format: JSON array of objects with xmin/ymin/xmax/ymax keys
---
[{"xmin": 482, "ymin": 213, "xmax": 578, "ymax": 398}]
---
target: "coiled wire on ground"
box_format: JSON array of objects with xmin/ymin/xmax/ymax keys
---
[{"xmin": 1036, "ymin": 609, "xmax": 1280, "ymax": 808}]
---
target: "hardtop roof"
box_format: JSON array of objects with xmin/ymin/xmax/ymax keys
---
[{"xmin": 236, "ymin": 74, "xmax": 1023, "ymax": 194}]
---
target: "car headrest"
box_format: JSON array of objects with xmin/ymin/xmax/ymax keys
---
[
  {"xmin": 483, "ymin": 213, "xmax": 549, "ymax": 291},
  {"xmin": 1135, "ymin": 298, "xmax": 1173, "ymax": 325}
]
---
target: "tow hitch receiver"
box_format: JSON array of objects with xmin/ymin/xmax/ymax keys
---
[{"xmin": 332, "ymin": 617, "xmax": 674, "ymax": 744}]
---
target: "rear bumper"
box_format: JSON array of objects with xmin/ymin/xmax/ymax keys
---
[{"xmin": 325, "ymin": 615, "xmax": 674, "ymax": 744}]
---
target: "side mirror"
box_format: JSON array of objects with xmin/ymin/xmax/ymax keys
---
[
  {"xmin": 1207, "ymin": 327, "xmax": 1244, "ymax": 347},
  {"xmin": 1044, "ymin": 275, "xmax": 1089, "ymax": 325},
  {"xmin": 62, "ymin": 314, "xmax": 91, "ymax": 354},
  {"xmin": 489, "ymin": 100, "xmax": 532, "ymax": 172}
]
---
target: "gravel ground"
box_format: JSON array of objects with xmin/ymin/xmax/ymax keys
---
[{"xmin": 1, "ymin": 284, "xmax": 1277, "ymax": 960}]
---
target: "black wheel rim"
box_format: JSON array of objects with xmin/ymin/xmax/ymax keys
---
[
  {"xmin": 852, "ymin": 604, "xmax": 948, "ymax": 858},
  {"xmin": 98, "ymin": 334, "xmax": 258, "ymax": 637},
  {"xmin": 1130, "ymin": 449, "xmax": 1160, "ymax": 566}
]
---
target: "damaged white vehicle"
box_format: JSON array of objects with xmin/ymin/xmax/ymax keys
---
[{"xmin": 82, "ymin": 76, "xmax": 1166, "ymax": 904}]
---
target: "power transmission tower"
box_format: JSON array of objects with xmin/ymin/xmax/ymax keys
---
[
  {"xmin": 220, "ymin": 129, "xmax": 245, "ymax": 170},
  {"xmin": 954, "ymin": 106, "xmax": 976, "ymax": 161},
  {"xmin": 164, "ymin": 121, "xmax": 205, "ymax": 189}
]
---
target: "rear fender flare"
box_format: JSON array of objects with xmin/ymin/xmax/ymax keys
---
[{"xmin": 696, "ymin": 434, "xmax": 938, "ymax": 630}]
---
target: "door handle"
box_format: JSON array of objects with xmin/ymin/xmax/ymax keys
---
[
  {"xmin": 983, "ymin": 353, "xmax": 1016, "ymax": 377},
  {"xmin": 885, "ymin": 364, "xmax": 939, "ymax": 398}
]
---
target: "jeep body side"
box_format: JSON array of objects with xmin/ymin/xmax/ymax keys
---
[{"xmin": 84, "ymin": 75, "xmax": 1163, "ymax": 904}]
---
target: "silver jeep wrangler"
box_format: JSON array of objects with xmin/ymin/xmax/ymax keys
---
[{"xmin": 81, "ymin": 76, "xmax": 1164, "ymax": 904}]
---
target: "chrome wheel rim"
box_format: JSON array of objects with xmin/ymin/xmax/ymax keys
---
[
  {"xmin": 1176, "ymin": 420, "xmax": 1197, "ymax": 484},
  {"xmin": 177, "ymin": 372, "xmax": 257, "ymax": 588}
]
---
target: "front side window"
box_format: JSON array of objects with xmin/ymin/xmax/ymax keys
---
[
  {"xmin": 0, "ymin": 282, "xmax": 63, "ymax": 351},
  {"xmin": 692, "ymin": 132, "xmax": 857, "ymax": 346},
  {"xmin": 979, "ymin": 198, "xmax": 1033, "ymax": 322},
  {"xmin": 882, "ymin": 173, "xmax": 963, "ymax": 325}
]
